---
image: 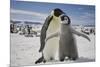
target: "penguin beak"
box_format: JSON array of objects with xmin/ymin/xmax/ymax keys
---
[
  {"xmin": 50, "ymin": 10, "xmax": 54, "ymax": 16},
  {"xmin": 61, "ymin": 20, "xmax": 68, "ymax": 24}
]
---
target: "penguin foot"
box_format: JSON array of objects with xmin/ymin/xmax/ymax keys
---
[
  {"xmin": 43, "ymin": 60, "xmax": 46, "ymax": 63},
  {"xmin": 35, "ymin": 60, "xmax": 39, "ymax": 64},
  {"xmin": 60, "ymin": 58, "xmax": 64, "ymax": 62},
  {"xmin": 50, "ymin": 57, "xmax": 54, "ymax": 60},
  {"xmin": 71, "ymin": 57, "xmax": 77, "ymax": 60},
  {"xmin": 35, "ymin": 56, "xmax": 44, "ymax": 64},
  {"xmin": 68, "ymin": 57, "xmax": 78, "ymax": 61}
]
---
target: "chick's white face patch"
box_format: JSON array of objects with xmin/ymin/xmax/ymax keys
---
[
  {"xmin": 60, "ymin": 15, "xmax": 69, "ymax": 24},
  {"xmin": 61, "ymin": 19, "xmax": 68, "ymax": 24}
]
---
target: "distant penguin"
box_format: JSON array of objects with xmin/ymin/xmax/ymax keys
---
[
  {"xmin": 35, "ymin": 8, "xmax": 65, "ymax": 64},
  {"xmin": 10, "ymin": 23, "xmax": 14, "ymax": 33},
  {"xmin": 45, "ymin": 14, "xmax": 90, "ymax": 61}
]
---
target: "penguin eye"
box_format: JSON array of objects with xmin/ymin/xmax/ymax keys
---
[{"xmin": 64, "ymin": 17, "xmax": 68, "ymax": 21}]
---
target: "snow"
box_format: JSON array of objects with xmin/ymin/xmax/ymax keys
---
[{"xmin": 10, "ymin": 33, "xmax": 95, "ymax": 66}]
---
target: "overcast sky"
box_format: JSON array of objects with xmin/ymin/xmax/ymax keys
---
[{"xmin": 10, "ymin": 0, "xmax": 95, "ymax": 25}]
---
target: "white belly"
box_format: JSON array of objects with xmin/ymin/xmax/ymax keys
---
[
  {"xmin": 43, "ymin": 18, "xmax": 60, "ymax": 61},
  {"xmin": 43, "ymin": 37, "xmax": 59, "ymax": 60}
]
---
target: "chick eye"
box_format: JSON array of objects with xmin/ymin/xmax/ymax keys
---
[{"xmin": 64, "ymin": 17, "xmax": 68, "ymax": 20}]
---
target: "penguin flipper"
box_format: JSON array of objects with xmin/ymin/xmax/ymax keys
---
[
  {"xmin": 71, "ymin": 28, "xmax": 91, "ymax": 41},
  {"xmin": 39, "ymin": 15, "xmax": 53, "ymax": 52},
  {"xmin": 45, "ymin": 31, "xmax": 59, "ymax": 42}
]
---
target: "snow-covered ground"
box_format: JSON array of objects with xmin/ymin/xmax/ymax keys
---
[{"xmin": 10, "ymin": 33, "xmax": 95, "ymax": 66}]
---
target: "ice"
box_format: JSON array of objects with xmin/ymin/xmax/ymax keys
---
[{"xmin": 10, "ymin": 33, "xmax": 95, "ymax": 66}]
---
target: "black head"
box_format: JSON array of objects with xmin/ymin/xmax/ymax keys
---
[
  {"xmin": 54, "ymin": 8, "xmax": 64, "ymax": 17},
  {"xmin": 60, "ymin": 15, "xmax": 71, "ymax": 25}
]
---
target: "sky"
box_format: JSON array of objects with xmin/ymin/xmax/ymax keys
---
[{"xmin": 10, "ymin": 0, "xmax": 95, "ymax": 25}]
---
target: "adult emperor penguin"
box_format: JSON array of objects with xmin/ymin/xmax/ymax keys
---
[
  {"xmin": 35, "ymin": 8, "xmax": 65, "ymax": 64},
  {"xmin": 45, "ymin": 14, "xmax": 90, "ymax": 61}
]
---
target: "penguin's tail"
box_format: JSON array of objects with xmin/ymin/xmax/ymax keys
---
[{"xmin": 35, "ymin": 56, "xmax": 44, "ymax": 64}]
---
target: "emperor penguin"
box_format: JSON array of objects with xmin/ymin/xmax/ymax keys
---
[
  {"xmin": 45, "ymin": 14, "xmax": 90, "ymax": 61},
  {"xmin": 35, "ymin": 8, "xmax": 65, "ymax": 64}
]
